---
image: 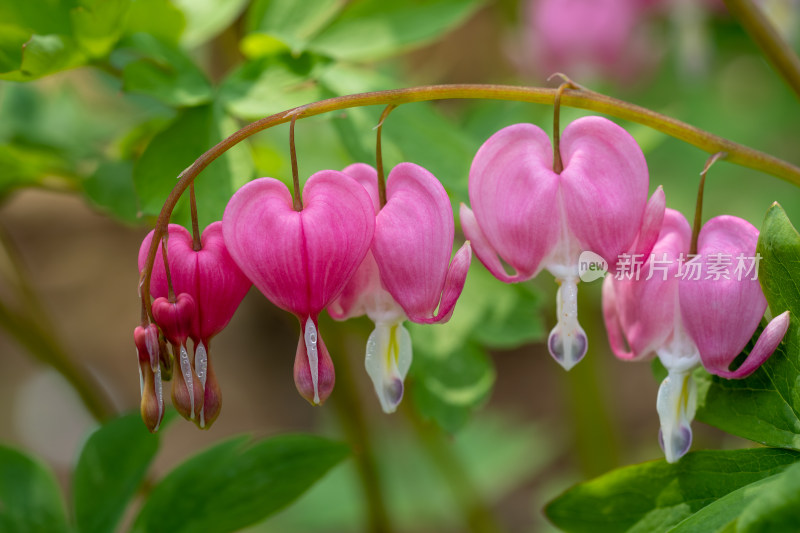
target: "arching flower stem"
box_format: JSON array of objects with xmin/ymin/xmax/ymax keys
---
[{"xmin": 140, "ymin": 83, "xmax": 800, "ymax": 319}]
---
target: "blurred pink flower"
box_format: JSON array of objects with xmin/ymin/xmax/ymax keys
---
[
  {"xmin": 222, "ymin": 171, "xmax": 375, "ymax": 406},
  {"xmin": 461, "ymin": 116, "xmax": 663, "ymax": 370},
  {"xmin": 330, "ymin": 163, "xmax": 471, "ymax": 413}
]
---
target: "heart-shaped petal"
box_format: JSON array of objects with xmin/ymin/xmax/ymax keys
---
[
  {"xmin": 372, "ymin": 162, "xmax": 471, "ymax": 323},
  {"xmin": 465, "ymin": 123, "xmax": 560, "ymax": 281},
  {"xmin": 138, "ymin": 222, "xmax": 251, "ymax": 343},
  {"xmin": 151, "ymin": 293, "xmax": 196, "ymax": 347},
  {"xmin": 679, "ymin": 215, "xmax": 768, "ymax": 376},
  {"xmin": 560, "ymin": 116, "xmax": 650, "ymax": 266},
  {"xmin": 222, "ymin": 171, "xmax": 375, "ymax": 317}
]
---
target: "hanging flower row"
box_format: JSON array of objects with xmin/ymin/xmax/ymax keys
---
[{"xmin": 135, "ymin": 105, "xmax": 789, "ymax": 464}]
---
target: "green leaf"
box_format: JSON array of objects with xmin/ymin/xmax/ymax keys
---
[
  {"xmin": 120, "ymin": 33, "xmax": 213, "ymax": 107},
  {"xmin": 0, "ymin": 445, "xmax": 70, "ymax": 533},
  {"xmin": 245, "ymin": 0, "xmax": 346, "ymax": 55},
  {"xmin": 409, "ymin": 341, "xmax": 495, "ymax": 433},
  {"xmin": 0, "ymin": 33, "xmax": 85, "ymax": 82},
  {"xmin": 695, "ymin": 203, "xmax": 800, "ymax": 448},
  {"xmin": 82, "ymin": 160, "xmax": 140, "ymax": 224},
  {"xmin": 71, "ymin": 0, "xmax": 131, "ymax": 57},
  {"xmin": 306, "ymin": 0, "xmax": 486, "ymax": 61},
  {"xmin": 0, "ymin": 143, "xmax": 73, "ymax": 195},
  {"xmin": 73, "ymin": 412, "xmax": 161, "ymax": 533},
  {"xmin": 172, "ymin": 0, "xmax": 248, "ymax": 48},
  {"xmin": 667, "ymin": 474, "xmax": 781, "ymax": 532},
  {"xmin": 219, "ymin": 53, "xmax": 330, "ymax": 121},
  {"xmin": 0, "ymin": 0, "xmax": 75, "ymax": 36},
  {"xmin": 124, "ymin": 0, "xmax": 186, "ymax": 45},
  {"xmin": 737, "ymin": 457, "xmax": 800, "ymax": 532},
  {"xmin": 544, "ymin": 448, "xmax": 800, "ymax": 533},
  {"xmin": 131, "ymin": 434, "xmax": 349, "ymax": 533},
  {"xmin": 133, "ymin": 103, "xmax": 254, "ymax": 229}
]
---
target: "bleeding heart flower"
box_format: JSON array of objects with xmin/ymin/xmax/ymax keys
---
[
  {"xmin": 138, "ymin": 221, "xmax": 251, "ymax": 428},
  {"xmin": 329, "ymin": 163, "xmax": 471, "ymax": 413},
  {"xmin": 602, "ymin": 208, "xmax": 790, "ymax": 462},
  {"xmin": 222, "ymin": 170, "xmax": 375, "ymax": 405},
  {"xmin": 460, "ymin": 116, "xmax": 664, "ymax": 370}
]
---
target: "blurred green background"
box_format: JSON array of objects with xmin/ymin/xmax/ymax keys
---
[{"xmin": 0, "ymin": 0, "xmax": 798, "ymax": 531}]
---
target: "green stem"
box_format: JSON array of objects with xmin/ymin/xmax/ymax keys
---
[
  {"xmin": 140, "ymin": 84, "xmax": 800, "ymax": 318},
  {"xmin": 690, "ymin": 152, "xmax": 727, "ymax": 255},
  {"xmin": 322, "ymin": 318, "xmax": 392, "ymax": 533},
  {"xmin": 404, "ymin": 402, "xmax": 506, "ymax": 533},
  {"xmin": 0, "ymin": 225, "xmax": 112, "ymax": 422},
  {"xmin": 724, "ymin": 0, "xmax": 800, "ymax": 100},
  {"xmin": 375, "ymin": 104, "xmax": 397, "ymax": 208}
]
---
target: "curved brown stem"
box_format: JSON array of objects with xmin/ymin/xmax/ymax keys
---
[{"xmin": 139, "ymin": 83, "xmax": 800, "ymax": 319}]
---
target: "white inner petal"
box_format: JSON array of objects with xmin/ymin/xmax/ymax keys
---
[
  {"xmin": 656, "ymin": 370, "xmax": 697, "ymax": 463},
  {"xmin": 304, "ymin": 317, "xmax": 320, "ymax": 405},
  {"xmin": 195, "ymin": 341, "xmax": 208, "ymax": 428},
  {"xmin": 153, "ymin": 364, "xmax": 163, "ymax": 433},
  {"xmin": 179, "ymin": 344, "xmax": 195, "ymax": 419},
  {"xmin": 365, "ymin": 321, "xmax": 412, "ymax": 413},
  {"xmin": 547, "ymin": 278, "xmax": 588, "ymax": 371}
]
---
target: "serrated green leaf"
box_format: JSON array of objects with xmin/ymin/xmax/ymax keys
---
[
  {"xmin": 133, "ymin": 103, "xmax": 253, "ymax": 229},
  {"xmin": 219, "ymin": 53, "xmax": 330, "ymax": 121},
  {"xmin": 71, "ymin": 0, "xmax": 130, "ymax": 57},
  {"xmin": 737, "ymin": 459, "xmax": 800, "ymax": 532},
  {"xmin": 73, "ymin": 412, "xmax": 161, "ymax": 533},
  {"xmin": 172, "ymin": 0, "xmax": 249, "ymax": 48},
  {"xmin": 695, "ymin": 203, "xmax": 800, "ymax": 449},
  {"xmin": 120, "ymin": 33, "xmax": 212, "ymax": 107},
  {"xmin": 306, "ymin": 0, "xmax": 486, "ymax": 62},
  {"xmin": 544, "ymin": 448, "xmax": 800, "ymax": 533},
  {"xmin": 0, "ymin": 445, "xmax": 70, "ymax": 533},
  {"xmin": 131, "ymin": 434, "xmax": 349, "ymax": 533}
]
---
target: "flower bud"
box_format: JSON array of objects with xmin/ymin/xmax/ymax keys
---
[
  {"xmin": 152, "ymin": 293, "xmax": 196, "ymax": 346},
  {"xmin": 134, "ymin": 324, "xmax": 164, "ymax": 432}
]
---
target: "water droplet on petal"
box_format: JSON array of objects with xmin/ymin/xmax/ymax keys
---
[
  {"xmin": 304, "ymin": 317, "xmax": 320, "ymax": 405},
  {"xmin": 179, "ymin": 344, "xmax": 195, "ymax": 419}
]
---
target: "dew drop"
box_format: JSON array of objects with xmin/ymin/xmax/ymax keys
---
[{"xmin": 304, "ymin": 317, "xmax": 320, "ymax": 405}]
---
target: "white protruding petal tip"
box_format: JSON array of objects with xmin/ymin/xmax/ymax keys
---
[
  {"xmin": 365, "ymin": 322, "xmax": 412, "ymax": 413},
  {"xmin": 304, "ymin": 317, "xmax": 320, "ymax": 405}
]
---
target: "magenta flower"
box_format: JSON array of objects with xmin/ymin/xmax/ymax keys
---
[
  {"xmin": 138, "ymin": 221, "xmax": 251, "ymax": 428},
  {"xmin": 329, "ymin": 163, "xmax": 471, "ymax": 413},
  {"xmin": 602, "ymin": 208, "xmax": 790, "ymax": 462},
  {"xmin": 460, "ymin": 116, "xmax": 664, "ymax": 370},
  {"xmin": 222, "ymin": 171, "xmax": 375, "ymax": 405}
]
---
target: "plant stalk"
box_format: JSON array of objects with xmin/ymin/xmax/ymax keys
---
[{"xmin": 140, "ymin": 83, "xmax": 800, "ymax": 319}]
